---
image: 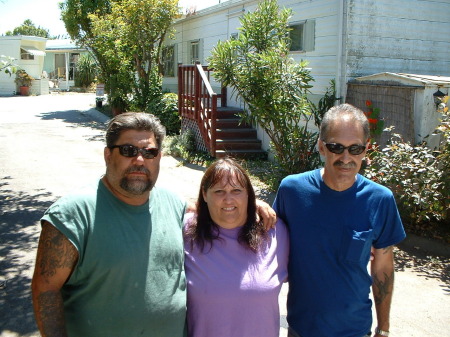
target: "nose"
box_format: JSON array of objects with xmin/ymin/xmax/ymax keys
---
[
  {"xmin": 133, "ymin": 152, "xmax": 146, "ymax": 164},
  {"xmin": 340, "ymin": 149, "xmax": 353, "ymax": 163},
  {"xmin": 223, "ymin": 192, "xmax": 233, "ymax": 202}
]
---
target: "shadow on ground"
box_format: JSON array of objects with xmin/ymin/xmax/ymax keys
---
[
  {"xmin": 0, "ymin": 177, "xmax": 55, "ymax": 336},
  {"xmin": 395, "ymin": 240, "xmax": 450, "ymax": 291},
  {"xmin": 38, "ymin": 109, "xmax": 107, "ymax": 142}
]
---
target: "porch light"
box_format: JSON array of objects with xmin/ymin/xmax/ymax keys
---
[{"xmin": 433, "ymin": 88, "xmax": 446, "ymax": 106}]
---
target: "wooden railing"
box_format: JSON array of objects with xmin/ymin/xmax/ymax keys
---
[{"xmin": 178, "ymin": 62, "xmax": 226, "ymax": 157}]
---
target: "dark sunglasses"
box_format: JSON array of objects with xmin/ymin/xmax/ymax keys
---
[
  {"xmin": 110, "ymin": 144, "xmax": 160, "ymax": 159},
  {"xmin": 322, "ymin": 141, "xmax": 366, "ymax": 155}
]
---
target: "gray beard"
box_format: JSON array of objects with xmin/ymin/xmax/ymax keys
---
[
  {"xmin": 119, "ymin": 165, "xmax": 154, "ymax": 195},
  {"xmin": 120, "ymin": 177, "xmax": 153, "ymax": 195}
]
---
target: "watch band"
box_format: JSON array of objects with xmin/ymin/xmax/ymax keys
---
[{"xmin": 375, "ymin": 327, "xmax": 390, "ymax": 336}]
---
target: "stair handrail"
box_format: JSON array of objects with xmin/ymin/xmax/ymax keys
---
[{"xmin": 178, "ymin": 62, "xmax": 226, "ymax": 157}]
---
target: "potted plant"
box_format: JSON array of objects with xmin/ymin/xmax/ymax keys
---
[{"xmin": 15, "ymin": 69, "xmax": 34, "ymax": 96}]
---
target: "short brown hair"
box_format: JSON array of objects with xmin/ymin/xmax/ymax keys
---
[{"xmin": 105, "ymin": 112, "xmax": 166, "ymax": 149}]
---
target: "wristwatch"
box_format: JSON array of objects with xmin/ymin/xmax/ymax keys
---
[{"xmin": 375, "ymin": 327, "xmax": 390, "ymax": 336}]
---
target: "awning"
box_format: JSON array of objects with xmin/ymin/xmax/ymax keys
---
[{"xmin": 21, "ymin": 46, "xmax": 46, "ymax": 56}]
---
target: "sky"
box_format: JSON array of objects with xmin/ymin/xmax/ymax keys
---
[{"xmin": 0, "ymin": 0, "xmax": 221, "ymax": 37}]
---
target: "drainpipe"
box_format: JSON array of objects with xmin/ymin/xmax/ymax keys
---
[{"xmin": 336, "ymin": 0, "xmax": 346, "ymax": 103}]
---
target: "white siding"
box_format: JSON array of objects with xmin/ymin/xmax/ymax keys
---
[
  {"xmin": 0, "ymin": 39, "xmax": 20, "ymax": 95},
  {"xmin": 166, "ymin": 0, "xmax": 342, "ymax": 96},
  {"xmin": 165, "ymin": 0, "xmax": 450, "ymax": 106},
  {"xmin": 345, "ymin": 0, "xmax": 450, "ymax": 78}
]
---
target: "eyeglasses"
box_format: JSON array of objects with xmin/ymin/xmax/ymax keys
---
[
  {"xmin": 109, "ymin": 144, "xmax": 160, "ymax": 159},
  {"xmin": 322, "ymin": 141, "xmax": 366, "ymax": 155}
]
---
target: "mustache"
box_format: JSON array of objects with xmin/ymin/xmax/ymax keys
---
[
  {"xmin": 334, "ymin": 161, "xmax": 357, "ymax": 169},
  {"xmin": 125, "ymin": 165, "xmax": 151, "ymax": 176}
]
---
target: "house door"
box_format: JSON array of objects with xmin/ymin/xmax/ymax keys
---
[{"xmin": 55, "ymin": 54, "xmax": 66, "ymax": 78}]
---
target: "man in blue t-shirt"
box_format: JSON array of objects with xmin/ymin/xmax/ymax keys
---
[{"xmin": 274, "ymin": 104, "xmax": 406, "ymax": 337}]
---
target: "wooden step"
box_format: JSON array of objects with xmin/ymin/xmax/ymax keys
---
[
  {"xmin": 216, "ymin": 138, "xmax": 262, "ymax": 150},
  {"xmin": 215, "ymin": 149, "xmax": 268, "ymax": 159},
  {"xmin": 216, "ymin": 118, "xmax": 250, "ymax": 129},
  {"xmin": 216, "ymin": 128, "xmax": 257, "ymax": 139},
  {"xmin": 216, "ymin": 107, "xmax": 243, "ymax": 119}
]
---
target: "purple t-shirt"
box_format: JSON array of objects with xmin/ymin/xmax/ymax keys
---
[{"xmin": 184, "ymin": 215, "xmax": 289, "ymax": 337}]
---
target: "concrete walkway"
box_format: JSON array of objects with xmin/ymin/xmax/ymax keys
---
[{"xmin": 0, "ymin": 93, "xmax": 449, "ymax": 337}]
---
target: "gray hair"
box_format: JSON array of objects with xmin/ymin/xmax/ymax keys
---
[
  {"xmin": 105, "ymin": 112, "xmax": 166, "ymax": 149},
  {"xmin": 319, "ymin": 103, "xmax": 370, "ymax": 141}
]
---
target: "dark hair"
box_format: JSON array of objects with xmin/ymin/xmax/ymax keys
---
[
  {"xmin": 320, "ymin": 103, "xmax": 370, "ymax": 141},
  {"xmin": 105, "ymin": 112, "xmax": 166, "ymax": 149},
  {"xmin": 185, "ymin": 158, "xmax": 266, "ymax": 252}
]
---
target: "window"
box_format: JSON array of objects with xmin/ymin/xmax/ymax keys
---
[
  {"xmin": 190, "ymin": 40, "xmax": 200, "ymax": 64},
  {"xmin": 20, "ymin": 48, "xmax": 34, "ymax": 60},
  {"xmin": 289, "ymin": 20, "xmax": 315, "ymax": 52},
  {"xmin": 162, "ymin": 45, "xmax": 175, "ymax": 77}
]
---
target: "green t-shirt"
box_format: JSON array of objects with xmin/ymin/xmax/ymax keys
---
[{"xmin": 42, "ymin": 180, "xmax": 187, "ymax": 337}]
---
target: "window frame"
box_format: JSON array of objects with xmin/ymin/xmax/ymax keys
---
[
  {"xmin": 20, "ymin": 48, "xmax": 35, "ymax": 60},
  {"xmin": 288, "ymin": 19, "xmax": 315, "ymax": 53},
  {"xmin": 162, "ymin": 44, "xmax": 176, "ymax": 77}
]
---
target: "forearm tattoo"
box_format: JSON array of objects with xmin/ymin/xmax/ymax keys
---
[
  {"xmin": 381, "ymin": 245, "xmax": 394, "ymax": 254},
  {"xmin": 37, "ymin": 223, "xmax": 77, "ymax": 278},
  {"xmin": 37, "ymin": 291, "xmax": 68, "ymax": 337}
]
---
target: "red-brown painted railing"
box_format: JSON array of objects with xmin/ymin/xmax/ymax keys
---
[{"xmin": 178, "ymin": 62, "xmax": 226, "ymax": 157}]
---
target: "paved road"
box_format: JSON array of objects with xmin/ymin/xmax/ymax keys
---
[{"xmin": 0, "ymin": 93, "xmax": 449, "ymax": 337}]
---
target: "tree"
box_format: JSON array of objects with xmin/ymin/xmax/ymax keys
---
[
  {"xmin": 0, "ymin": 55, "xmax": 18, "ymax": 75},
  {"xmin": 208, "ymin": 0, "xmax": 321, "ymax": 175},
  {"xmin": 5, "ymin": 19, "xmax": 50, "ymax": 38},
  {"xmin": 60, "ymin": 0, "xmax": 178, "ymax": 112}
]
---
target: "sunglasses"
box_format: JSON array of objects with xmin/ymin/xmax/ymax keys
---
[
  {"xmin": 322, "ymin": 141, "xmax": 366, "ymax": 155},
  {"xmin": 110, "ymin": 144, "xmax": 160, "ymax": 159}
]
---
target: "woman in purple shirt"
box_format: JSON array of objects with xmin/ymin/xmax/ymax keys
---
[{"xmin": 184, "ymin": 158, "xmax": 289, "ymax": 337}]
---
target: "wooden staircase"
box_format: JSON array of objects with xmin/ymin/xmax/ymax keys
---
[
  {"xmin": 215, "ymin": 107, "xmax": 266, "ymax": 159},
  {"xmin": 178, "ymin": 63, "xmax": 267, "ymax": 159}
]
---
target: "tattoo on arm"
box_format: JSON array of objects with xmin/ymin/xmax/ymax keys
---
[
  {"xmin": 37, "ymin": 291, "xmax": 68, "ymax": 337},
  {"xmin": 37, "ymin": 222, "xmax": 78, "ymax": 279},
  {"xmin": 381, "ymin": 245, "xmax": 394, "ymax": 254},
  {"xmin": 373, "ymin": 271, "xmax": 394, "ymax": 305}
]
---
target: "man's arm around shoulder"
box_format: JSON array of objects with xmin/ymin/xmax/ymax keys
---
[{"xmin": 31, "ymin": 221, "xmax": 79, "ymax": 337}]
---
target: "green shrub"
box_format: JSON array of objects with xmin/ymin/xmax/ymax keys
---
[
  {"xmin": 164, "ymin": 130, "xmax": 214, "ymax": 166},
  {"xmin": 364, "ymin": 127, "xmax": 447, "ymax": 226},
  {"xmin": 75, "ymin": 53, "xmax": 98, "ymax": 87},
  {"xmin": 146, "ymin": 93, "xmax": 180, "ymax": 136}
]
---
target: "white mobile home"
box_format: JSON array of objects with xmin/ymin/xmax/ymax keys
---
[
  {"xmin": 0, "ymin": 35, "xmax": 47, "ymax": 96},
  {"xmin": 44, "ymin": 39, "xmax": 88, "ymax": 91},
  {"xmin": 163, "ymin": 0, "xmax": 450, "ymax": 154},
  {"xmin": 165, "ymin": 0, "xmax": 450, "ymax": 100}
]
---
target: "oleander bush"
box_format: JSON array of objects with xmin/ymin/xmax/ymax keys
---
[{"xmin": 364, "ymin": 110, "xmax": 450, "ymax": 228}]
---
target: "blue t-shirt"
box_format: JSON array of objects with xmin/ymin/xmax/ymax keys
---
[{"xmin": 273, "ymin": 169, "xmax": 405, "ymax": 337}]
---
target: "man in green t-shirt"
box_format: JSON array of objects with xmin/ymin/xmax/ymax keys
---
[{"xmin": 31, "ymin": 112, "xmax": 188, "ymax": 337}]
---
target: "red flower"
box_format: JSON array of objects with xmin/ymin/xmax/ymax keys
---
[
  {"xmin": 365, "ymin": 100, "xmax": 372, "ymax": 107},
  {"xmin": 368, "ymin": 118, "xmax": 378, "ymax": 124}
]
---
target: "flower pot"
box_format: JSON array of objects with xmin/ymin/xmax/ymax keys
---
[{"xmin": 19, "ymin": 86, "xmax": 30, "ymax": 96}]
